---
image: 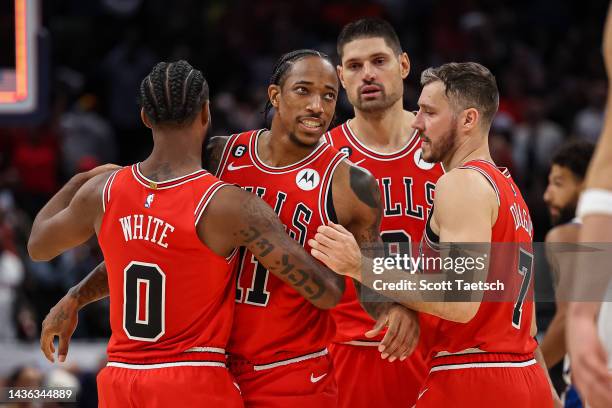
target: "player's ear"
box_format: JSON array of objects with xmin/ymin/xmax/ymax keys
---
[
  {"xmin": 337, "ymin": 65, "xmax": 347, "ymax": 89},
  {"xmin": 140, "ymin": 108, "xmax": 153, "ymax": 129},
  {"xmin": 200, "ymin": 101, "xmax": 210, "ymax": 127},
  {"xmin": 462, "ymin": 108, "xmax": 479, "ymax": 131},
  {"xmin": 268, "ymin": 84, "xmax": 281, "ymax": 108},
  {"xmin": 399, "ymin": 52, "xmax": 410, "ymax": 79}
]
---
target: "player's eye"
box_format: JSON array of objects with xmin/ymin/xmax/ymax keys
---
[
  {"xmin": 295, "ymin": 86, "xmax": 308, "ymax": 94},
  {"xmin": 324, "ymin": 92, "xmax": 336, "ymax": 101},
  {"xmin": 347, "ymin": 63, "xmax": 360, "ymax": 70},
  {"xmin": 374, "ymin": 57, "xmax": 386, "ymax": 65}
]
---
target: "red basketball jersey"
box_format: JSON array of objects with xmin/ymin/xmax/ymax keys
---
[
  {"xmin": 98, "ymin": 164, "xmax": 237, "ymax": 365},
  {"xmin": 419, "ymin": 159, "xmax": 537, "ymax": 359},
  {"xmin": 324, "ymin": 121, "xmax": 444, "ymax": 342},
  {"xmin": 216, "ymin": 129, "xmax": 346, "ymax": 362}
]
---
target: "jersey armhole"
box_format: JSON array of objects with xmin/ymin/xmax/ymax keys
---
[
  {"xmin": 319, "ymin": 152, "xmax": 349, "ymax": 225},
  {"xmin": 101, "ymin": 169, "xmax": 121, "ymax": 213},
  {"xmin": 215, "ymin": 134, "xmax": 239, "ymax": 178},
  {"xmin": 457, "ymin": 165, "xmax": 501, "ymax": 207},
  {"xmin": 194, "ymin": 181, "xmax": 237, "ymax": 262}
]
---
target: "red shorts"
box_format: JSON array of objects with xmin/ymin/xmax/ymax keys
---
[
  {"xmin": 97, "ymin": 363, "xmax": 243, "ymax": 408},
  {"xmin": 229, "ymin": 350, "xmax": 337, "ymax": 408},
  {"xmin": 329, "ymin": 342, "xmax": 428, "ymax": 408},
  {"xmin": 415, "ymin": 353, "xmax": 553, "ymax": 408}
]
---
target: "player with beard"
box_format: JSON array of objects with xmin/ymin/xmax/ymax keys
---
[
  {"xmin": 38, "ymin": 50, "xmax": 416, "ymax": 407},
  {"xmin": 541, "ymin": 141, "xmax": 594, "ymax": 407},
  {"xmin": 310, "ymin": 62, "xmax": 557, "ymax": 406},
  {"xmin": 321, "ymin": 18, "xmax": 443, "ymax": 408}
]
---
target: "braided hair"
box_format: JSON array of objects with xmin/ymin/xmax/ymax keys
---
[
  {"xmin": 263, "ymin": 49, "xmax": 333, "ymax": 124},
  {"xmin": 139, "ymin": 60, "xmax": 209, "ymax": 126}
]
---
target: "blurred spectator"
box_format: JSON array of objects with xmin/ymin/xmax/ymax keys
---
[
  {"xmin": 0, "ymin": 233, "xmax": 24, "ymax": 341},
  {"xmin": 59, "ymin": 93, "xmax": 117, "ymax": 177},
  {"xmin": 512, "ymin": 96, "xmax": 565, "ymax": 190},
  {"xmin": 573, "ymin": 79, "xmax": 606, "ymax": 143}
]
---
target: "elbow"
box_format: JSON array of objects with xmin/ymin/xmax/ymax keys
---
[
  {"xmin": 27, "ymin": 237, "xmax": 53, "ymax": 262},
  {"xmin": 443, "ymin": 302, "xmax": 480, "ymax": 323},
  {"xmin": 312, "ymin": 284, "xmax": 344, "ymax": 310}
]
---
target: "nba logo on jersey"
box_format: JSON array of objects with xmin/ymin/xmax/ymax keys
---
[
  {"xmin": 144, "ymin": 193, "xmax": 155, "ymax": 208},
  {"xmin": 296, "ymin": 169, "xmax": 320, "ymax": 191}
]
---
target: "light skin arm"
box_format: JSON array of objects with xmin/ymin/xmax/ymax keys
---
[
  {"xmin": 28, "ymin": 165, "xmax": 120, "ymax": 261},
  {"xmin": 567, "ymin": 7, "xmax": 612, "ymax": 408},
  {"xmin": 310, "ymin": 168, "xmax": 496, "ymax": 323},
  {"xmin": 540, "ymin": 224, "xmax": 579, "ymax": 368},
  {"xmin": 532, "ymin": 307, "xmax": 563, "ymax": 407}
]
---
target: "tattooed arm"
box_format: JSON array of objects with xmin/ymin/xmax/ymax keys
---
[
  {"xmin": 200, "ymin": 185, "xmax": 345, "ymax": 309},
  {"xmin": 203, "ymin": 136, "xmax": 229, "ymax": 175},
  {"xmin": 317, "ymin": 161, "xmax": 419, "ymax": 360},
  {"xmin": 40, "ymin": 262, "xmax": 109, "ymax": 362}
]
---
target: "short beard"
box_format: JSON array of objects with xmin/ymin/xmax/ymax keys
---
[
  {"xmin": 551, "ymin": 204, "xmax": 577, "ymax": 226},
  {"xmin": 288, "ymin": 131, "xmax": 320, "ymax": 148},
  {"xmin": 354, "ymin": 88, "xmax": 401, "ymax": 113},
  {"xmin": 423, "ymin": 121, "xmax": 458, "ymax": 163}
]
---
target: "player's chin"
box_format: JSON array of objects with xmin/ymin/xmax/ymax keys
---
[{"xmin": 295, "ymin": 131, "xmax": 323, "ymax": 146}]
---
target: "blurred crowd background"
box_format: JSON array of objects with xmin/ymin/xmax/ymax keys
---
[{"xmin": 0, "ymin": 0, "xmax": 608, "ymax": 405}]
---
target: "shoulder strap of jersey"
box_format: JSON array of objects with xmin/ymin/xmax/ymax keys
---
[
  {"xmin": 215, "ymin": 133, "xmax": 239, "ymax": 178},
  {"xmin": 457, "ymin": 161, "xmax": 501, "ymax": 206},
  {"xmin": 101, "ymin": 168, "xmax": 123, "ymax": 213},
  {"xmin": 321, "ymin": 130, "xmax": 333, "ymax": 146},
  {"xmin": 318, "ymin": 151, "xmax": 350, "ymax": 225}
]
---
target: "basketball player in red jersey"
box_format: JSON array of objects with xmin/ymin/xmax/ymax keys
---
[
  {"xmin": 310, "ymin": 62, "xmax": 558, "ymax": 406},
  {"xmin": 36, "ymin": 52, "xmax": 416, "ymax": 407},
  {"xmin": 322, "ymin": 18, "xmax": 444, "ymax": 408},
  {"xmin": 207, "ymin": 49, "xmax": 416, "ymax": 408},
  {"xmin": 28, "ymin": 60, "xmax": 346, "ymax": 407}
]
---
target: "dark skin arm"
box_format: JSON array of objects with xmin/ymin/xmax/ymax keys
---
[
  {"xmin": 40, "ymin": 183, "xmax": 346, "ymax": 362},
  {"xmin": 315, "ymin": 161, "xmax": 420, "ymax": 361},
  {"xmin": 203, "ymin": 135, "xmax": 229, "ymax": 175}
]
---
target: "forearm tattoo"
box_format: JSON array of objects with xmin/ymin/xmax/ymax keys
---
[{"xmin": 70, "ymin": 262, "xmax": 109, "ymax": 306}]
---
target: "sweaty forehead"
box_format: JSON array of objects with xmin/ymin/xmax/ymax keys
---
[
  {"xmin": 341, "ymin": 37, "xmax": 395, "ymax": 61},
  {"xmin": 284, "ymin": 56, "xmax": 338, "ymax": 88}
]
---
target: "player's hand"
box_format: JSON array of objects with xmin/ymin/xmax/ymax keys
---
[
  {"xmin": 365, "ymin": 304, "xmax": 419, "ymax": 362},
  {"xmin": 309, "ymin": 223, "xmax": 362, "ymax": 279},
  {"xmin": 40, "ymin": 294, "xmax": 79, "ymax": 363},
  {"xmin": 567, "ymin": 303, "xmax": 612, "ymax": 408}
]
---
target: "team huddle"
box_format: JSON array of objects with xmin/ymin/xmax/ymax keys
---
[{"xmin": 29, "ymin": 15, "xmax": 612, "ymax": 408}]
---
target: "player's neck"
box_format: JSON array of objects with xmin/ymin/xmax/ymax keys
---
[
  {"xmin": 141, "ymin": 131, "xmax": 203, "ymax": 180},
  {"xmin": 350, "ymin": 103, "xmax": 414, "ymax": 152},
  {"xmin": 444, "ymin": 135, "xmax": 492, "ymax": 172},
  {"xmin": 259, "ymin": 128, "xmax": 319, "ymax": 167}
]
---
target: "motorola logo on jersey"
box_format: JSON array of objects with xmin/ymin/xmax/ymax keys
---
[
  {"xmin": 295, "ymin": 169, "xmax": 320, "ymax": 191},
  {"xmin": 339, "ymin": 146, "xmax": 353, "ymax": 158},
  {"xmin": 232, "ymin": 144, "xmax": 247, "ymax": 158},
  {"xmin": 414, "ymin": 148, "xmax": 436, "ymax": 170},
  {"xmin": 144, "ymin": 193, "xmax": 155, "ymax": 208}
]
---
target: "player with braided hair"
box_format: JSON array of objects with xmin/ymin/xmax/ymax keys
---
[
  {"xmin": 29, "ymin": 59, "xmax": 348, "ymax": 407},
  {"xmin": 38, "ymin": 51, "xmax": 418, "ymax": 407}
]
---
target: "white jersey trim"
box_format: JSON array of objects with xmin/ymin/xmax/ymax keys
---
[
  {"xmin": 107, "ymin": 361, "xmax": 226, "ymax": 370},
  {"xmin": 343, "ymin": 120, "xmax": 419, "ymax": 160},
  {"xmin": 253, "ymin": 348, "xmax": 328, "ymax": 371},
  {"xmin": 429, "ymin": 358, "xmax": 537, "ymax": 373},
  {"xmin": 101, "ymin": 169, "xmax": 120, "ymax": 213},
  {"xmin": 341, "ymin": 340, "xmax": 380, "ymax": 347},
  {"xmin": 184, "ymin": 346, "xmax": 226, "ymax": 354},
  {"xmin": 194, "ymin": 181, "xmax": 232, "ymax": 226},
  {"xmin": 458, "ymin": 165, "xmax": 501, "ymax": 206}
]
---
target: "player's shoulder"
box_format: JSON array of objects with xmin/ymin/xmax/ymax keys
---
[
  {"xmin": 435, "ymin": 167, "xmax": 497, "ymax": 208},
  {"xmin": 545, "ymin": 222, "xmax": 581, "ymax": 243}
]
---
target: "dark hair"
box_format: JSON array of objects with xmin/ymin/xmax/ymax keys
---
[
  {"xmin": 263, "ymin": 49, "xmax": 332, "ymax": 123},
  {"xmin": 337, "ymin": 18, "xmax": 402, "ymax": 59},
  {"xmin": 139, "ymin": 60, "xmax": 209, "ymax": 126},
  {"xmin": 421, "ymin": 62, "xmax": 499, "ymax": 129},
  {"xmin": 551, "ymin": 140, "xmax": 595, "ymax": 179}
]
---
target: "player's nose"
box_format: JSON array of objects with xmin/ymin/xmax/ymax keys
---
[
  {"xmin": 412, "ymin": 110, "xmax": 425, "ymax": 130},
  {"xmin": 362, "ymin": 62, "xmax": 376, "ymax": 82},
  {"xmin": 306, "ymin": 95, "xmax": 324, "ymax": 114}
]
